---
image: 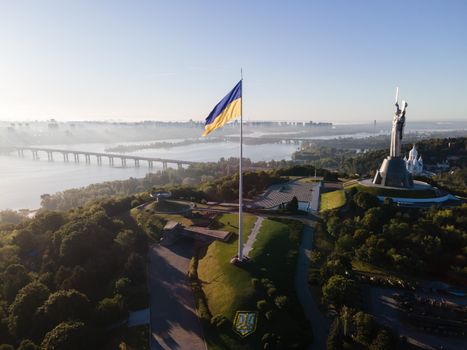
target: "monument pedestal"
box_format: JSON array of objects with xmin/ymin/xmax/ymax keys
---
[{"xmin": 373, "ymin": 156, "xmax": 413, "ymax": 188}]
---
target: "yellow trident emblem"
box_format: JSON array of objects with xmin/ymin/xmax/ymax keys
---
[{"xmin": 233, "ymin": 311, "xmax": 258, "ymax": 338}]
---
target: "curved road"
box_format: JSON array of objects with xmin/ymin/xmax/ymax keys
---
[{"xmin": 295, "ymin": 221, "xmax": 329, "ymax": 350}]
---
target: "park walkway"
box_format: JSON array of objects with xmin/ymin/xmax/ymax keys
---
[
  {"xmin": 295, "ymin": 222, "xmax": 329, "ymax": 350},
  {"xmin": 243, "ymin": 216, "xmax": 264, "ymax": 257},
  {"xmin": 148, "ymin": 239, "xmax": 207, "ymax": 350},
  {"xmin": 310, "ymin": 182, "xmax": 321, "ymax": 212}
]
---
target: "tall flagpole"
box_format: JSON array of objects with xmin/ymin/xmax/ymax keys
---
[{"xmin": 238, "ymin": 69, "xmax": 244, "ymax": 261}]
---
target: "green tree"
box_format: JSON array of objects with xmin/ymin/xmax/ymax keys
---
[
  {"xmin": 256, "ymin": 300, "xmax": 269, "ymax": 313},
  {"xmin": 326, "ymin": 318, "xmax": 343, "ymax": 350},
  {"xmin": 353, "ymin": 311, "xmax": 377, "ymax": 346},
  {"xmin": 274, "ymin": 295, "xmax": 288, "ymax": 309},
  {"xmin": 41, "ymin": 322, "xmax": 91, "ymax": 350},
  {"xmin": 115, "ymin": 229, "xmax": 146, "ymax": 254},
  {"xmin": 114, "ymin": 277, "xmax": 131, "ymax": 298},
  {"xmin": 17, "ymin": 339, "xmax": 39, "ymax": 350},
  {"xmin": 8, "ymin": 282, "xmax": 50, "ymax": 338},
  {"xmin": 57, "ymin": 220, "xmax": 114, "ymax": 267},
  {"xmin": 12, "ymin": 230, "xmax": 36, "ymax": 258},
  {"xmin": 361, "ymin": 207, "xmax": 384, "ymax": 232},
  {"xmin": 96, "ymin": 294, "xmax": 126, "ymax": 326},
  {"xmin": 114, "ymin": 229, "xmax": 137, "ymax": 248},
  {"xmin": 354, "ymin": 191, "xmax": 379, "ymax": 210},
  {"xmin": 335, "ymin": 234, "xmax": 355, "ymax": 253},
  {"xmin": 2, "ymin": 264, "xmax": 31, "ymax": 303},
  {"xmin": 369, "ymin": 329, "xmax": 396, "ymax": 350},
  {"xmin": 322, "ymin": 275, "xmax": 358, "ymax": 309},
  {"xmin": 0, "ymin": 210, "xmax": 26, "ymax": 225},
  {"xmin": 286, "ymin": 196, "xmax": 299, "ymax": 212},
  {"xmin": 0, "ymin": 345, "xmax": 14, "ymax": 350},
  {"xmin": 123, "ymin": 253, "xmax": 145, "ymax": 285},
  {"xmin": 37, "ymin": 290, "xmax": 90, "ymax": 331},
  {"xmin": 320, "ymin": 254, "xmax": 352, "ymax": 281},
  {"xmin": 57, "ymin": 266, "xmax": 89, "ymax": 294},
  {"xmin": 326, "ymin": 216, "xmax": 341, "ymax": 238}
]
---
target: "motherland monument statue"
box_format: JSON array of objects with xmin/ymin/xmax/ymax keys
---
[
  {"xmin": 372, "ymin": 88, "xmax": 414, "ymax": 188},
  {"xmin": 389, "ymin": 87, "xmax": 408, "ymax": 158}
]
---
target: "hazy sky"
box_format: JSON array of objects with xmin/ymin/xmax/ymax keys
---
[{"xmin": 0, "ymin": 0, "xmax": 466, "ymax": 123}]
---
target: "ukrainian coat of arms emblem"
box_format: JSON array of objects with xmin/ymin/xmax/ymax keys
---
[{"xmin": 233, "ymin": 311, "xmax": 258, "ymax": 338}]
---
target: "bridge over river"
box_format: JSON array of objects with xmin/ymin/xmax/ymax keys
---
[{"xmin": 8, "ymin": 146, "xmax": 199, "ymax": 169}]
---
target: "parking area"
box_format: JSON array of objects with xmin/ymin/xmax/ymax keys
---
[{"xmin": 368, "ymin": 287, "xmax": 466, "ymax": 350}]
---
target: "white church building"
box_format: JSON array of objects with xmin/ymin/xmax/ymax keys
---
[{"xmin": 404, "ymin": 144, "xmax": 423, "ymax": 175}]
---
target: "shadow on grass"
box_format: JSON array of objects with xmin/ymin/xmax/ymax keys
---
[{"xmin": 190, "ymin": 216, "xmax": 313, "ymax": 349}]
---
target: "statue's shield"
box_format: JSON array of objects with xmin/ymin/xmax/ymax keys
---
[{"xmin": 233, "ymin": 311, "xmax": 258, "ymax": 338}]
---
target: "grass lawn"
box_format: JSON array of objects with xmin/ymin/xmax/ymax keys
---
[
  {"xmin": 197, "ymin": 213, "xmax": 257, "ymax": 319},
  {"xmin": 342, "ymin": 179, "xmax": 359, "ymax": 189},
  {"xmin": 137, "ymin": 203, "xmax": 193, "ymax": 225},
  {"xmin": 159, "ymin": 213, "xmax": 193, "ymax": 226},
  {"xmin": 283, "ymin": 175, "xmax": 302, "ymax": 180},
  {"xmin": 320, "ymin": 190, "xmax": 346, "ymax": 212},
  {"xmin": 297, "ymin": 177, "xmax": 322, "ymax": 183},
  {"xmin": 196, "ymin": 214, "xmax": 312, "ymax": 349},
  {"xmin": 351, "ymin": 260, "xmax": 393, "ymax": 276},
  {"xmin": 153, "ymin": 200, "xmax": 191, "ymax": 213},
  {"xmin": 351, "ymin": 260, "xmax": 419, "ymax": 283}
]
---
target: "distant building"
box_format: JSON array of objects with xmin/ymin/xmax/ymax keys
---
[{"xmin": 405, "ymin": 144, "xmax": 423, "ymax": 175}]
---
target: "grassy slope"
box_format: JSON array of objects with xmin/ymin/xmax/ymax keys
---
[
  {"xmin": 197, "ymin": 214, "xmax": 311, "ymax": 349},
  {"xmin": 197, "ymin": 213, "xmax": 257, "ymax": 318},
  {"xmin": 320, "ymin": 190, "xmax": 346, "ymax": 212},
  {"xmin": 153, "ymin": 199, "xmax": 190, "ymax": 212},
  {"xmin": 351, "ymin": 260, "xmax": 392, "ymax": 276}
]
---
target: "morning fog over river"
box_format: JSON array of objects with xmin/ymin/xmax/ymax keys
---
[
  {"xmin": 1, "ymin": 120, "xmax": 465, "ymax": 210},
  {"xmin": 0, "ymin": 141, "xmax": 298, "ymax": 210}
]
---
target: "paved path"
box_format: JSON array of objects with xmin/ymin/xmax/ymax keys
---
[
  {"xmin": 310, "ymin": 183, "xmax": 321, "ymax": 212},
  {"xmin": 295, "ymin": 222, "xmax": 329, "ymax": 350},
  {"xmin": 243, "ymin": 216, "xmax": 264, "ymax": 257},
  {"xmin": 148, "ymin": 239, "xmax": 206, "ymax": 350}
]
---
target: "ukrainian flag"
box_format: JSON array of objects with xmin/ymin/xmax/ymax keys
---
[{"xmin": 203, "ymin": 81, "xmax": 242, "ymax": 136}]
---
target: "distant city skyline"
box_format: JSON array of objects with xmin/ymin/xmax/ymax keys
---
[{"xmin": 0, "ymin": 0, "xmax": 466, "ymax": 123}]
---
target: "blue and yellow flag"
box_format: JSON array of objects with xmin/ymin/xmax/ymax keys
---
[{"xmin": 203, "ymin": 81, "xmax": 242, "ymax": 136}]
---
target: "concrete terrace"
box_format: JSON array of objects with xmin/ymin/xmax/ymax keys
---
[{"xmin": 253, "ymin": 180, "xmax": 320, "ymax": 211}]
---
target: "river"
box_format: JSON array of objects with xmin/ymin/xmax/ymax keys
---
[{"xmin": 0, "ymin": 141, "xmax": 299, "ymax": 210}]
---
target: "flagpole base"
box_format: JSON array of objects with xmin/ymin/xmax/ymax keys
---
[{"xmin": 230, "ymin": 255, "xmax": 250, "ymax": 266}]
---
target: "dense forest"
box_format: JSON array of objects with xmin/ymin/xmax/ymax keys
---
[
  {"xmin": 313, "ymin": 189, "xmax": 466, "ymax": 349},
  {"xmin": 39, "ymin": 158, "xmax": 295, "ymax": 211},
  {"xmin": 38, "ymin": 161, "xmax": 346, "ymax": 213},
  {"xmin": 293, "ymin": 137, "xmax": 466, "ymax": 177},
  {"xmin": 321, "ymin": 190, "xmax": 466, "ymax": 279},
  {"xmin": 0, "ymin": 197, "xmax": 157, "ymax": 349}
]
